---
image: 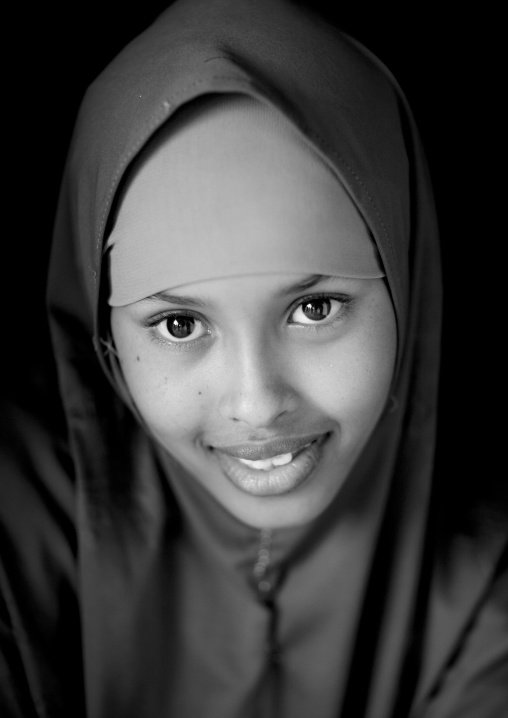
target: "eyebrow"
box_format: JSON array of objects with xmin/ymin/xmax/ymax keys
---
[
  {"xmin": 277, "ymin": 274, "xmax": 340, "ymax": 296},
  {"xmin": 142, "ymin": 291, "xmax": 207, "ymax": 308},
  {"xmin": 141, "ymin": 274, "xmax": 340, "ymax": 307}
]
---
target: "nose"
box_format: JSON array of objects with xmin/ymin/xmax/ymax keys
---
[{"xmin": 218, "ymin": 339, "xmax": 299, "ymax": 428}]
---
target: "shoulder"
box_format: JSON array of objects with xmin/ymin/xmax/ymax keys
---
[
  {"xmin": 415, "ymin": 510, "xmax": 508, "ymax": 718},
  {"xmin": 0, "ymin": 366, "xmax": 84, "ymax": 717},
  {"xmin": 0, "ymin": 363, "xmax": 76, "ymax": 573}
]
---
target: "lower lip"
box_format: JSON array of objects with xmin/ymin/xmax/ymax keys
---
[{"xmin": 212, "ymin": 435, "xmax": 329, "ymax": 497}]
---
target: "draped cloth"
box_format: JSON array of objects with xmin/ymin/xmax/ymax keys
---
[
  {"xmin": 106, "ymin": 94, "xmax": 384, "ymax": 306},
  {"xmin": 1, "ymin": 1, "xmax": 507, "ymax": 717}
]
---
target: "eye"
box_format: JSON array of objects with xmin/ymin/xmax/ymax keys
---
[
  {"xmin": 290, "ymin": 296, "xmax": 344, "ymax": 325},
  {"xmin": 155, "ymin": 313, "xmax": 208, "ymax": 342}
]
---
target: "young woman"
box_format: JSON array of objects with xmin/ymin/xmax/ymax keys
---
[{"xmin": 1, "ymin": 1, "xmax": 506, "ymax": 716}]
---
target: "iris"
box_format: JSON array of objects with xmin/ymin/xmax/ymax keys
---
[
  {"xmin": 301, "ymin": 298, "xmax": 331, "ymax": 321},
  {"xmin": 167, "ymin": 315, "xmax": 195, "ymax": 339}
]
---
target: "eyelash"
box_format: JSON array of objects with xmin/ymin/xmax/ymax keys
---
[
  {"xmin": 288, "ymin": 293, "xmax": 353, "ymax": 331},
  {"xmin": 145, "ymin": 311, "xmax": 211, "ymax": 351},
  {"xmin": 144, "ymin": 292, "xmax": 354, "ymax": 349}
]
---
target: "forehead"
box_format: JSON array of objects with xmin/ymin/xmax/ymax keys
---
[{"xmin": 139, "ymin": 273, "xmax": 361, "ymax": 305}]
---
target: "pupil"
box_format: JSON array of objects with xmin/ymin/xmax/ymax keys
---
[
  {"xmin": 168, "ymin": 315, "xmax": 194, "ymax": 339},
  {"xmin": 303, "ymin": 298, "xmax": 330, "ymax": 320}
]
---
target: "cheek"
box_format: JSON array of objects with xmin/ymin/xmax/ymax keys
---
[
  {"xmin": 116, "ymin": 341, "xmax": 210, "ymax": 441},
  {"xmin": 144, "ymin": 366, "xmax": 208, "ymax": 439},
  {"xmin": 299, "ymin": 307, "xmax": 396, "ymax": 433},
  {"xmin": 341, "ymin": 313, "xmax": 396, "ymax": 431}
]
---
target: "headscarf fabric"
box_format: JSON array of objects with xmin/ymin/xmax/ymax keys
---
[{"xmin": 106, "ymin": 94, "xmax": 384, "ymax": 306}]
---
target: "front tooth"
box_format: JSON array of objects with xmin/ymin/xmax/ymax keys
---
[
  {"xmin": 239, "ymin": 457, "xmax": 274, "ymax": 470},
  {"xmin": 239, "ymin": 452, "xmax": 293, "ymax": 470},
  {"xmin": 271, "ymin": 452, "xmax": 293, "ymax": 466}
]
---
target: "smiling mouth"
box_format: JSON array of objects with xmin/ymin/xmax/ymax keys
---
[{"xmin": 210, "ymin": 433, "xmax": 330, "ymax": 496}]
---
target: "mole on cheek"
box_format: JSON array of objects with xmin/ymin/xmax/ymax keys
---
[
  {"xmin": 198, "ymin": 391, "xmax": 202, "ymax": 396},
  {"xmin": 136, "ymin": 355, "xmax": 140, "ymax": 362}
]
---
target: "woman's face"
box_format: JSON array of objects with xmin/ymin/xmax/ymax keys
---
[{"xmin": 111, "ymin": 272, "xmax": 397, "ymax": 528}]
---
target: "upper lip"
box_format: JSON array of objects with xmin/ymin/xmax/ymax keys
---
[{"xmin": 210, "ymin": 433, "xmax": 326, "ymax": 461}]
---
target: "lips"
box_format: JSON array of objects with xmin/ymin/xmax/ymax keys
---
[
  {"xmin": 210, "ymin": 433, "xmax": 329, "ymax": 496},
  {"xmin": 211, "ymin": 433, "xmax": 324, "ymax": 461}
]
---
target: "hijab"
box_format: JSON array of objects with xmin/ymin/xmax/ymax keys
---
[
  {"xmin": 106, "ymin": 94, "xmax": 384, "ymax": 305},
  {"xmin": 42, "ymin": 0, "xmax": 507, "ymax": 716}
]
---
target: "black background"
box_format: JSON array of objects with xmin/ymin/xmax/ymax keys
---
[{"xmin": 3, "ymin": 2, "xmax": 499, "ymax": 478}]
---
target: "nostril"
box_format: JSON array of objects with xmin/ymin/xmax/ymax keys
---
[{"xmin": 219, "ymin": 389, "xmax": 295, "ymax": 428}]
